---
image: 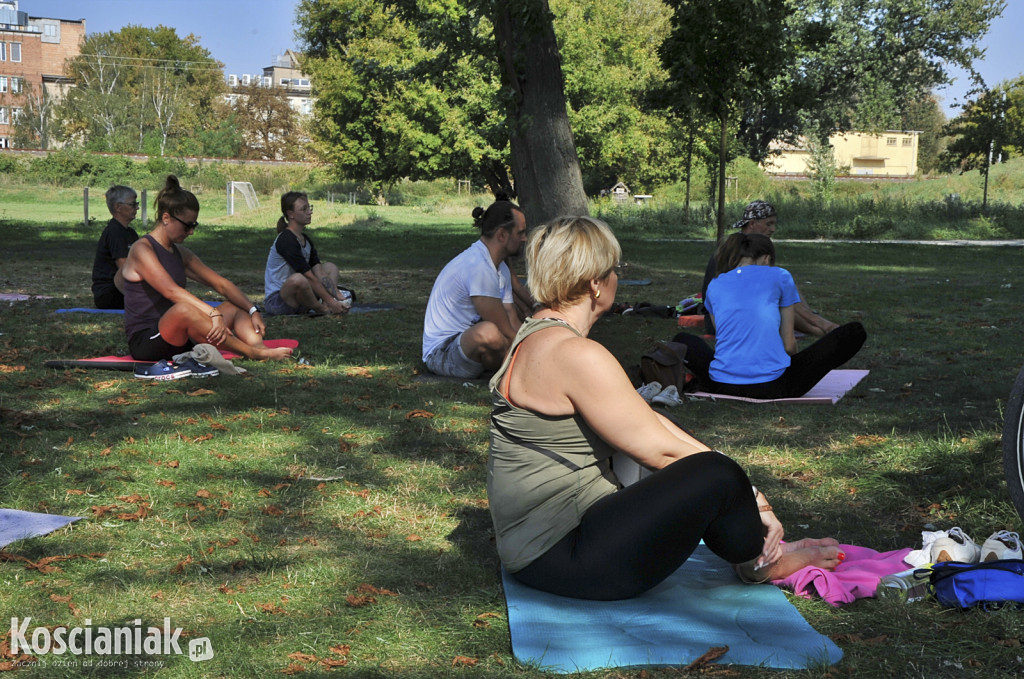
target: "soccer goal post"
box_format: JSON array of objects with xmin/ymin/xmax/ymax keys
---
[{"xmin": 226, "ymin": 181, "xmax": 260, "ymax": 216}]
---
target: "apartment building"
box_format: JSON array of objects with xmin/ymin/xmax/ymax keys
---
[
  {"xmin": 0, "ymin": 0, "xmax": 84, "ymax": 148},
  {"xmin": 225, "ymin": 50, "xmax": 313, "ymax": 116}
]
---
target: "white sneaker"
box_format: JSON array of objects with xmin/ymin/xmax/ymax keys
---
[
  {"xmin": 929, "ymin": 527, "xmax": 981, "ymax": 564},
  {"xmin": 636, "ymin": 381, "xmax": 663, "ymax": 403},
  {"xmin": 652, "ymin": 385, "xmax": 683, "ymax": 407},
  {"xmin": 980, "ymin": 530, "xmax": 1023, "ymax": 561}
]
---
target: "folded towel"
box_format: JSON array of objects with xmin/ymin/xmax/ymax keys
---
[{"xmin": 174, "ymin": 343, "xmax": 246, "ymax": 375}]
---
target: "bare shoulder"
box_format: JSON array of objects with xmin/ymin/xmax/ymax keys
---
[{"xmin": 557, "ymin": 333, "xmax": 619, "ymax": 371}]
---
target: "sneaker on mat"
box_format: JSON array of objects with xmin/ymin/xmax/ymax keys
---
[
  {"xmin": 929, "ymin": 527, "xmax": 981, "ymax": 563},
  {"xmin": 636, "ymin": 381, "xmax": 663, "ymax": 403},
  {"xmin": 135, "ymin": 359, "xmax": 191, "ymax": 381},
  {"xmin": 176, "ymin": 356, "xmax": 219, "ymax": 378},
  {"xmin": 980, "ymin": 530, "xmax": 1023, "ymax": 561},
  {"xmin": 652, "ymin": 385, "xmax": 683, "ymax": 407}
]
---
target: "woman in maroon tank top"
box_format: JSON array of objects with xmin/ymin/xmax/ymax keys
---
[{"xmin": 121, "ymin": 175, "xmax": 294, "ymax": 362}]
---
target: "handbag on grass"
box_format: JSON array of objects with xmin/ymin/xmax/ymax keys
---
[
  {"xmin": 929, "ymin": 559, "xmax": 1024, "ymax": 610},
  {"xmin": 640, "ymin": 341, "xmax": 694, "ymax": 393}
]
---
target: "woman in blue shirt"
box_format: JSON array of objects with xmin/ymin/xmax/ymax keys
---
[{"xmin": 673, "ymin": 233, "xmax": 865, "ymax": 399}]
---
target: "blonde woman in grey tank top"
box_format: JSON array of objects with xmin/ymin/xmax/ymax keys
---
[{"xmin": 486, "ymin": 216, "xmax": 842, "ymax": 600}]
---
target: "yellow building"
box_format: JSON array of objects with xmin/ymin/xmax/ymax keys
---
[{"xmin": 763, "ymin": 130, "xmax": 920, "ymax": 178}]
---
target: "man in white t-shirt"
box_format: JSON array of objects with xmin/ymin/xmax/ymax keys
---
[{"xmin": 422, "ymin": 198, "xmax": 528, "ymax": 378}]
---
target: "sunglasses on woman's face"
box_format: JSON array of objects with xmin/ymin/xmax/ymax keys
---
[{"xmin": 171, "ymin": 214, "xmax": 199, "ymax": 231}]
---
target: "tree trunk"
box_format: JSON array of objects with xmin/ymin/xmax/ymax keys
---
[
  {"xmin": 717, "ymin": 104, "xmax": 728, "ymax": 242},
  {"xmin": 684, "ymin": 128, "xmax": 694, "ymax": 222},
  {"xmin": 492, "ymin": 0, "xmax": 588, "ymax": 228}
]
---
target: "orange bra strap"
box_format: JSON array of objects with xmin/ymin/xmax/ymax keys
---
[{"xmin": 502, "ymin": 342, "xmax": 525, "ymax": 404}]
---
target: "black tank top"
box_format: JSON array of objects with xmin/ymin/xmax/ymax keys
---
[{"xmin": 124, "ymin": 234, "xmax": 187, "ymax": 338}]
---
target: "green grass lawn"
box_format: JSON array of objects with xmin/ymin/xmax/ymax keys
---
[{"xmin": 2, "ymin": 200, "xmax": 1024, "ymax": 678}]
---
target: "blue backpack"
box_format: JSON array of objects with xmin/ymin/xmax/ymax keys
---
[{"xmin": 929, "ymin": 559, "xmax": 1024, "ymax": 610}]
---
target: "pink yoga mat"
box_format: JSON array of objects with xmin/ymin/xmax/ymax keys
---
[{"xmin": 44, "ymin": 339, "xmax": 299, "ymax": 371}]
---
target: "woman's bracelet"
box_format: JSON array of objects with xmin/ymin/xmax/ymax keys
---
[{"xmin": 248, "ymin": 305, "xmax": 259, "ymax": 316}]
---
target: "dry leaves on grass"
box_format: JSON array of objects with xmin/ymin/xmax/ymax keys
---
[
  {"xmin": 473, "ymin": 612, "xmax": 501, "ymax": 628},
  {"xmin": 682, "ymin": 646, "xmax": 729, "ymax": 671},
  {"xmin": 187, "ymin": 388, "xmax": 216, "ymax": 397},
  {"xmin": 452, "ymin": 656, "xmax": 479, "ymax": 667},
  {"xmin": 357, "ymin": 583, "xmax": 397, "ymax": 596},
  {"xmin": 171, "ymin": 555, "xmax": 193, "ymax": 574},
  {"xmin": 405, "ymin": 409, "xmax": 434, "ymax": 420},
  {"xmin": 0, "ymin": 365, "xmax": 26, "ymax": 373},
  {"xmin": 0, "ymin": 551, "xmax": 104, "ymax": 575},
  {"xmin": 257, "ymin": 601, "xmax": 287, "ymax": 615},
  {"xmin": 345, "ymin": 366, "xmax": 373, "ymax": 378}
]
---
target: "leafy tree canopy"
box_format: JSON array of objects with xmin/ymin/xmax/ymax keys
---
[
  {"xmin": 297, "ymin": 0, "xmax": 688, "ymax": 198},
  {"xmin": 59, "ymin": 25, "xmax": 227, "ymax": 156},
  {"xmin": 662, "ymin": 0, "xmax": 1005, "ymax": 161},
  {"xmin": 942, "ymin": 76, "xmax": 1024, "ymax": 173}
]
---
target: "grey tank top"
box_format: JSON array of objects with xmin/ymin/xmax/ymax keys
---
[{"xmin": 487, "ymin": 317, "xmax": 619, "ymax": 572}]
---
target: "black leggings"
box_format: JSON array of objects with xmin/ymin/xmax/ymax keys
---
[
  {"xmin": 511, "ymin": 451, "xmax": 764, "ymax": 600},
  {"xmin": 672, "ymin": 322, "xmax": 866, "ymax": 399}
]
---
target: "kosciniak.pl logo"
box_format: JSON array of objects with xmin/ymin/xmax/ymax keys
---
[{"xmin": 10, "ymin": 617, "xmax": 214, "ymax": 662}]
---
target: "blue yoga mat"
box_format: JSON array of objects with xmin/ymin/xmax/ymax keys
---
[
  {"xmin": 56, "ymin": 301, "xmax": 222, "ymax": 314},
  {"xmin": 0, "ymin": 509, "xmax": 82, "ymax": 550},
  {"xmin": 55, "ymin": 302, "xmax": 398, "ymax": 315},
  {"xmin": 501, "ymin": 544, "xmax": 842, "ymax": 673}
]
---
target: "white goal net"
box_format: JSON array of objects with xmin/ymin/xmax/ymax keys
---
[{"xmin": 227, "ymin": 181, "xmax": 260, "ymax": 216}]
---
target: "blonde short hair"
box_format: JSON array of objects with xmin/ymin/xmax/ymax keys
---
[{"xmin": 527, "ymin": 216, "xmax": 621, "ymax": 309}]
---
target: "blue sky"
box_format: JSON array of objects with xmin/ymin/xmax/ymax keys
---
[
  {"xmin": 25, "ymin": 0, "xmax": 302, "ymax": 77},
  {"xmin": 21, "ymin": 0, "xmax": 1024, "ymax": 119}
]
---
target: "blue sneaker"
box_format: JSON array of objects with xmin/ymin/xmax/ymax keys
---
[
  {"xmin": 176, "ymin": 356, "xmax": 219, "ymax": 378},
  {"xmin": 134, "ymin": 359, "xmax": 191, "ymax": 381}
]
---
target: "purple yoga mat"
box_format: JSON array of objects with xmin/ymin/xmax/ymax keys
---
[{"xmin": 0, "ymin": 509, "xmax": 82, "ymax": 549}]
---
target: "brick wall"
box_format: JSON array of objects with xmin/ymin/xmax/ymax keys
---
[{"xmin": 0, "ymin": 19, "xmax": 83, "ymax": 145}]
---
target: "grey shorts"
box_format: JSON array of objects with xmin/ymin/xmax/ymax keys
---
[
  {"xmin": 424, "ymin": 333, "xmax": 483, "ymax": 379},
  {"xmin": 263, "ymin": 290, "xmax": 308, "ymax": 316}
]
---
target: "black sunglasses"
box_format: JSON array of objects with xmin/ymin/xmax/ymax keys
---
[{"xmin": 170, "ymin": 214, "xmax": 199, "ymax": 231}]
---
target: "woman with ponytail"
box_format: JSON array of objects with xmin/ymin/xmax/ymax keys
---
[
  {"xmin": 121, "ymin": 175, "xmax": 294, "ymax": 363},
  {"xmin": 671, "ymin": 232, "xmax": 865, "ymax": 399},
  {"xmin": 263, "ymin": 191, "xmax": 351, "ymax": 316}
]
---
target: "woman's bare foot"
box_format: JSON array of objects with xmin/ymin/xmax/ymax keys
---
[
  {"xmin": 736, "ymin": 537, "xmax": 843, "ymax": 583},
  {"xmin": 250, "ymin": 346, "xmax": 294, "ymax": 361},
  {"xmin": 772, "ymin": 539, "xmax": 843, "ymax": 579}
]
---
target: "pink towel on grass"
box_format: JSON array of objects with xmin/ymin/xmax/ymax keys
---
[{"xmin": 773, "ymin": 544, "xmax": 913, "ymax": 606}]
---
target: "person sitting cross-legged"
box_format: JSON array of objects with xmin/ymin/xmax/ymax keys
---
[
  {"xmin": 121, "ymin": 175, "xmax": 294, "ymax": 364},
  {"xmin": 702, "ymin": 200, "xmax": 839, "ymax": 336},
  {"xmin": 422, "ymin": 194, "xmax": 528, "ymax": 378},
  {"xmin": 487, "ymin": 215, "xmax": 843, "ymax": 600},
  {"xmin": 91, "ymin": 185, "xmax": 140, "ymax": 309},
  {"xmin": 675, "ymin": 232, "xmax": 866, "ymax": 399},
  {"xmin": 263, "ymin": 191, "xmax": 351, "ymax": 316}
]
